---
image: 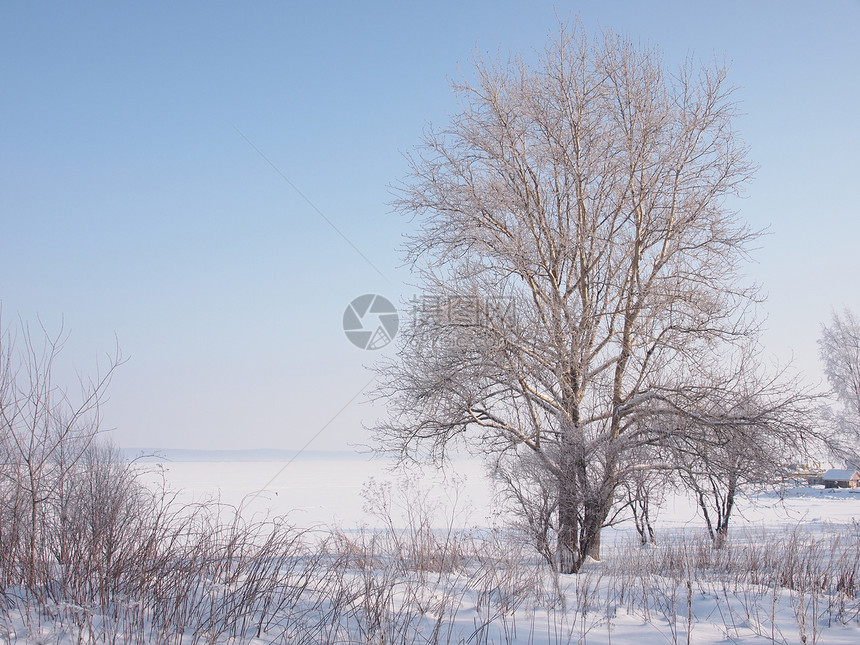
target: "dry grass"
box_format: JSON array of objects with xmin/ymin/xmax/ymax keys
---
[{"xmin": 3, "ymin": 456, "xmax": 860, "ymax": 644}]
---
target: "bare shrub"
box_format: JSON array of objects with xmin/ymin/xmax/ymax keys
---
[
  {"xmin": 358, "ymin": 473, "xmax": 472, "ymax": 577},
  {"xmin": 0, "ymin": 318, "xmax": 120, "ymax": 592}
]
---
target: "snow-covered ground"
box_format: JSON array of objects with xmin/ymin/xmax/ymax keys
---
[
  {"xmin": 139, "ymin": 450, "xmax": 860, "ymax": 535},
  {"xmin": 139, "ymin": 452, "xmax": 860, "ymax": 644},
  {"xmin": 5, "ymin": 451, "xmax": 860, "ymax": 644},
  {"xmin": 134, "ymin": 451, "xmax": 496, "ymax": 528}
]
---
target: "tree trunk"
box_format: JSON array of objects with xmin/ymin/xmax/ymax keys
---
[
  {"xmin": 557, "ymin": 494, "xmax": 608, "ymax": 573},
  {"xmin": 585, "ymin": 523, "xmax": 601, "ymax": 559},
  {"xmin": 713, "ymin": 475, "xmax": 737, "ymax": 550},
  {"xmin": 714, "ymin": 524, "xmax": 728, "ymax": 550},
  {"xmin": 580, "ymin": 499, "xmax": 606, "ymax": 562},
  {"xmin": 557, "ymin": 440, "xmax": 614, "ymax": 572},
  {"xmin": 557, "ymin": 424, "xmax": 583, "ymax": 574},
  {"xmin": 557, "ymin": 470, "xmax": 580, "ymax": 574}
]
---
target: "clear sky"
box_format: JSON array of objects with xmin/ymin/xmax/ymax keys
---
[{"xmin": 1, "ymin": 1, "xmax": 858, "ymax": 451}]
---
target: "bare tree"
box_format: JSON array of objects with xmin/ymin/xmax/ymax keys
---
[
  {"xmin": 370, "ymin": 21, "xmax": 784, "ymax": 573},
  {"xmin": 819, "ymin": 308, "xmax": 860, "ymax": 465},
  {"xmin": 620, "ymin": 445, "xmax": 668, "ymax": 547},
  {"xmin": 0, "ymin": 317, "xmax": 120, "ymax": 588},
  {"xmin": 491, "ymin": 449, "xmax": 560, "ymax": 566},
  {"xmin": 668, "ymin": 359, "xmax": 816, "ymax": 547}
]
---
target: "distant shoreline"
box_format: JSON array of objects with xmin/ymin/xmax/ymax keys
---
[{"xmin": 123, "ymin": 448, "xmax": 373, "ymax": 463}]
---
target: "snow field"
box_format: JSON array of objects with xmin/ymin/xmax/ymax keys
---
[{"xmin": 4, "ymin": 455, "xmax": 860, "ymax": 644}]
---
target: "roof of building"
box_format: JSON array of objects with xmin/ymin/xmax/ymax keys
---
[{"xmin": 822, "ymin": 469, "xmax": 860, "ymax": 481}]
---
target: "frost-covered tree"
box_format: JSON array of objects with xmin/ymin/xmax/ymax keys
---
[
  {"xmin": 819, "ymin": 308, "xmax": 860, "ymax": 465},
  {"xmin": 668, "ymin": 359, "xmax": 814, "ymax": 547},
  {"xmin": 372, "ymin": 22, "xmax": 807, "ymax": 573}
]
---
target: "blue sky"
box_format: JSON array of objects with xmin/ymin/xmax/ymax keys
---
[{"xmin": 1, "ymin": 1, "xmax": 858, "ymax": 451}]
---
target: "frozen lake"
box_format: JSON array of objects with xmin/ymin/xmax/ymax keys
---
[{"xmin": 134, "ymin": 449, "xmax": 860, "ymax": 540}]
